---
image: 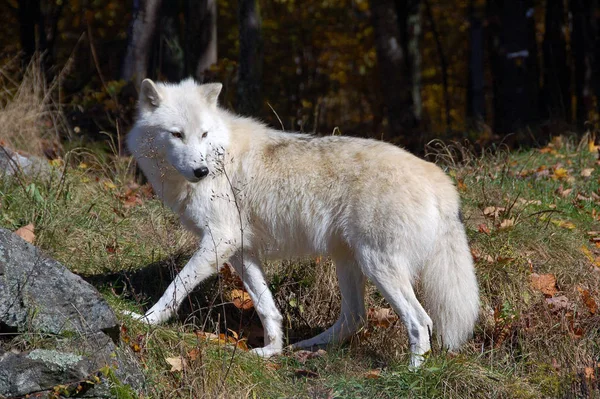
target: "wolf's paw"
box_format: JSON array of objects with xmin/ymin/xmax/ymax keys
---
[
  {"xmin": 250, "ymin": 345, "xmax": 282, "ymax": 358},
  {"xmin": 408, "ymin": 350, "xmax": 431, "ymax": 370}
]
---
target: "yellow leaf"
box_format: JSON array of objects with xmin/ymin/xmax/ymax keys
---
[
  {"xmin": 588, "ymin": 140, "xmax": 599, "ymax": 153},
  {"xmin": 551, "ymin": 219, "xmax": 576, "ymax": 229},
  {"xmin": 103, "ymin": 181, "xmax": 117, "ymax": 190},
  {"xmin": 78, "ymin": 162, "xmax": 88, "ymax": 169},
  {"xmin": 552, "ymin": 168, "xmax": 568, "ymax": 180}
]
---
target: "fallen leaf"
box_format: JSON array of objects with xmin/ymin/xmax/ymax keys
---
[
  {"xmin": 14, "ymin": 223, "xmax": 35, "ymax": 243},
  {"xmin": 557, "ymin": 187, "xmax": 573, "ymax": 197},
  {"xmin": 499, "ymin": 218, "xmax": 515, "ymax": 230},
  {"xmin": 483, "ymin": 206, "xmax": 505, "ymax": 219},
  {"xmin": 584, "ymin": 367, "xmax": 595, "ymax": 381},
  {"xmin": 188, "ymin": 348, "xmax": 200, "ymax": 361},
  {"xmin": 368, "ymin": 307, "xmax": 398, "ymax": 328},
  {"xmin": 589, "ymin": 140, "xmax": 599, "ymax": 153},
  {"xmin": 457, "ymin": 179, "xmax": 467, "ymax": 192},
  {"xmin": 478, "ymin": 223, "xmax": 491, "ymax": 235},
  {"xmin": 230, "ymin": 289, "xmax": 254, "ymax": 310},
  {"xmin": 530, "ymin": 273, "xmax": 558, "ymax": 297},
  {"xmin": 552, "ymin": 168, "xmax": 569, "ymax": 180},
  {"xmin": 581, "ymin": 168, "xmax": 594, "ymax": 177},
  {"xmin": 364, "ymin": 369, "xmax": 382, "ymax": 379},
  {"xmin": 577, "ymin": 286, "xmax": 597, "ymax": 315},
  {"xmin": 165, "ymin": 356, "xmax": 186, "ymax": 372},
  {"xmin": 551, "ymin": 219, "xmax": 576, "ymax": 229}
]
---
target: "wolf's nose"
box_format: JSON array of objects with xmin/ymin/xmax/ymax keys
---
[{"xmin": 194, "ymin": 166, "xmax": 209, "ymax": 178}]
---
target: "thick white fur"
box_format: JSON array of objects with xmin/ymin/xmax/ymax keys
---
[{"xmin": 126, "ymin": 78, "xmax": 480, "ymax": 367}]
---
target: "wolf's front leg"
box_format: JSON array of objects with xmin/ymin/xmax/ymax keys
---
[
  {"xmin": 230, "ymin": 252, "xmax": 283, "ymax": 357},
  {"xmin": 136, "ymin": 242, "xmax": 237, "ymax": 325}
]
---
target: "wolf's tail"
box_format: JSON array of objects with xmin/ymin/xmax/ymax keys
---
[{"xmin": 421, "ymin": 215, "xmax": 479, "ymax": 350}]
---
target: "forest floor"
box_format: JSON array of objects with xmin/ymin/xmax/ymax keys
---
[{"xmin": 1, "ymin": 133, "xmax": 599, "ymax": 398}]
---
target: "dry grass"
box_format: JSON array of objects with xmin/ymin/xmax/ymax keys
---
[{"xmin": 0, "ymin": 55, "xmax": 67, "ymax": 156}]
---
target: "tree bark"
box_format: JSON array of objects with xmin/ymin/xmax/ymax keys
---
[
  {"xmin": 571, "ymin": 0, "xmax": 593, "ymax": 132},
  {"xmin": 467, "ymin": 0, "xmax": 485, "ymax": 125},
  {"xmin": 369, "ymin": 0, "xmax": 419, "ymax": 146},
  {"xmin": 542, "ymin": 0, "xmax": 570, "ymax": 123},
  {"xmin": 121, "ymin": 0, "xmax": 162, "ymax": 85},
  {"xmin": 488, "ymin": 0, "xmax": 539, "ymax": 139},
  {"xmin": 184, "ymin": 0, "xmax": 218, "ymax": 81},
  {"xmin": 237, "ymin": 0, "xmax": 263, "ymax": 116}
]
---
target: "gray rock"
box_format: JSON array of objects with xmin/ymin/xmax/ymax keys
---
[
  {"xmin": 0, "ymin": 228, "xmax": 118, "ymax": 338},
  {"xmin": 0, "ymin": 145, "xmax": 52, "ymax": 178},
  {"xmin": 0, "ymin": 332, "xmax": 145, "ymax": 397}
]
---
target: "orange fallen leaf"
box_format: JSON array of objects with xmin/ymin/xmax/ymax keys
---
[
  {"xmin": 368, "ymin": 307, "xmax": 398, "ymax": 328},
  {"xmin": 530, "ymin": 273, "xmax": 558, "ymax": 297},
  {"xmin": 364, "ymin": 369, "xmax": 382, "ymax": 379},
  {"xmin": 577, "ymin": 286, "xmax": 597, "ymax": 315},
  {"xmin": 188, "ymin": 348, "xmax": 200, "ymax": 361},
  {"xmin": 584, "ymin": 367, "xmax": 595, "ymax": 381},
  {"xmin": 14, "ymin": 223, "xmax": 35, "ymax": 243},
  {"xmin": 230, "ymin": 289, "xmax": 254, "ymax": 310}
]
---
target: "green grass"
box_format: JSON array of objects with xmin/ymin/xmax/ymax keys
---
[{"xmin": 1, "ymin": 136, "xmax": 599, "ymax": 398}]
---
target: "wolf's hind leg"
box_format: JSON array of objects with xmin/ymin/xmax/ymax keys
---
[
  {"xmin": 292, "ymin": 254, "xmax": 366, "ymax": 350},
  {"xmin": 360, "ymin": 251, "xmax": 433, "ymax": 368},
  {"xmin": 230, "ymin": 252, "xmax": 283, "ymax": 357}
]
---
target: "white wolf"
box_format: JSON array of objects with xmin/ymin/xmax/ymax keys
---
[{"xmin": 126, "ymin": 78, "xmax": 479, "ymax": 367}]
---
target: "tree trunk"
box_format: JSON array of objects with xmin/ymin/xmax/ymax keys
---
[
  {"xmin": 397, "ymin": 0, "xmax": 422, "ymax": 122},
  {"xmin": 185, "ymin": 0, "xmax": 218, "ymax": 81},
  {"xmin": 121, "ymin": 0, "xmax": 162, "ymax": 85},
  {"xmin": 571, "ymin": 0, "xmax": 593, "ymax": 132},
  {"xmin": 17, "ymin": 0, "xmax": 46, "ymax": 68},
  {"xmin": 593, "ymin": 0, "xmax": 600, "ymax": 120},
  {"xmin": 237, "ymin": 0, "xmax": 263, "ymax": 117},
  {"xmin": 488, "ymin": 0, "xmax": 539, "ymax": 139},
  {"xmin": 542, "ymin": 0, "xmax": 570, "ymax": 123},
  {"xmin": 467, "ymin": 0, "xmax": 485, "ymax": 125},
  {"xmin": 369, "ymin": 0, "xmax": 418, "ymax": 147}
]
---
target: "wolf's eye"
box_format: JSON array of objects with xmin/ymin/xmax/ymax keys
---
[
  {"xmin": 202, "ymin": 131, "xmax": 208, "ymax": 138},
  {"xmin": 171, "ymin": 131, "xmax": 184, "ymax": 139}
]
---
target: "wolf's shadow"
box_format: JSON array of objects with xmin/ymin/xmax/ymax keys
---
[{"xmin": 81, "ymin": 252, "xmax": 266, "ymax": 348}]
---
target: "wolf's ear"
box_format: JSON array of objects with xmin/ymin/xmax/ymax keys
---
[
  {"xmin": 140, "ymin": 79, "xmax": 162, "ymax": 109},
  {"xmin": 199, "ymin": 83, "xmax": 222, "ymax": 107}
]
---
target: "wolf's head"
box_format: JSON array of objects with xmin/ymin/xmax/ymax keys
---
[{"xmin": 129, "ymin": 78, "xmax": 230, "ymax": 183}]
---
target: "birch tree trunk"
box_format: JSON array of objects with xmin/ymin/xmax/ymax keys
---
[{"xmin": 121, "ymin": 0, "xmax": 162, "ymax": 85}]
